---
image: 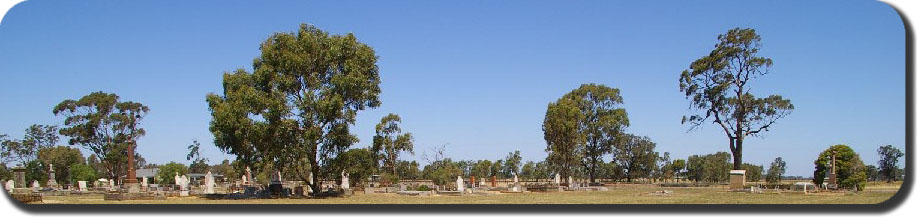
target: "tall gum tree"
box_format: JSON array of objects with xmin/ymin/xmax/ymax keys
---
[
  {"xmin": 53, "ymin": 92, "xmax": 148, "ymax": 183},
  {"xmin": 371, "ymin": 113, "xmax": 414, "ymax": 182},
  {"xmin": 678, "ymin": 28, "xmax": 794, "ymax": 170},
  {"xmin": 207, "ymin": 24, "xmax": 381, "ymax": 195}
]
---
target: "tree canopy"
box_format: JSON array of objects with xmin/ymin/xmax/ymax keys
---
[
  {"xmin": 679, "ymin": 28, "xmax": 794, "ymax": 170},
  {"xmin": 765, "ymin": 157, "xmax": 786, "ymax": 184},
  {"xmin": 877, "ymin": 145, "xmax": 903, "ymax": 183},
  {"xmin": 814, "ymin": 144, "xmax": 867, "ymax": 190},
  {"xmin": 207, "ymin": 23, "xmax": 382, "ymax": 194},
  {"xmin": 543, "ymin": 84, "xmax": 629, "ymax": 183},
  {"xmin": 53, "ymin": 92, "xmax": 148, "ymax": 182},
  {"xmin": 371, "ymin": 113, "xmax": 414, "ymax": 182}
]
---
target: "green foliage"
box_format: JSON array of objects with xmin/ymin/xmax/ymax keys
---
[
  {"xmin": 671, "ymin": 159, "xmax": 687, "ymax": 179},
  {"xmin": 502, "ymin": 150, "xmax": 522, "ymax": 178},
  {"xmin": 543, "ymin": 84, "xmax": 629, "ymax": 182},
  {"xmin": 679, "ymin": 28, "xmax": 794, "ymax": 170},
  {"xmin": 371, "ymin": 113, "xmax": 413, "ymax": 182},
  {"xmin": 187, "ymin": 140, "xmax": 210, "ymax": 174},
  {"xmin": 491, "ymin": 160, "xmax": 504, "ymax": 178},
  {"xmin": 533, "ymin": 160, "xmax": 554, "ymax": 180},
  {"xmin": 416, "ymin": 185, "xmax": 430, "ymax": 191},
  {"xmin": 332, "ymin": 148, "xmax": 376, "ymax": 187},
  {"xmin": 543, "ymin": 97, "xmax": 584, "ymax": 181},
  {"xmin": 210, "ymin": 159, "xmax": 235, "ymax": 181},
  {"xmin": 207, "ymin": 24, "xmax": 382, "ymax": 194},
  {"xmin": 520, "ymin": 161, "xmax": 536, "ymax": 180},
  {"xmin": 395, "ymin": 160, "xmax": 421, "ymax": 180},
  {"xmin": 156, "ymin": 162, "xmax": 189, "ymax": 185},
  {"xmin": 86, "ymin": 154, "xmax": 106, "ymax": 178},
  {"xmin": 470, "ymin": 160, "xmax": 492, "ymax": 178},
  {"xmin": 765, "ymin": 157, "xmax": 786, "ymax": 184},
  {"xmin": 37, "ymin": 145, "xmax": 85, "ymax": 184},
  {"xmin": 1, "ymin": 125, "xmax": 59, "ymax": 166},
  {"xmin": 68, "ymin": 163, "xmax": 97, "ymax": 184},
  {"xmin": 25, "ymin": 160, "xmax": 48, "ymax": 185},
  {"xmin": 686, "ymin": 152, "xmax": 731, "ymax": 183},
  {"xmin": 613, "ymin": 134, "xmax": 658, "ymax": 182},
  {"xmin": 741, "ymin": 163, "xmax": 763, "ymax": 182},
  {"xmin": 0, "ymin": 164, "xmax": 12, "ymax": 181},
  {"xmin": 813, "ymin": 144, "xmax": 867, "ymax": 190},
  {"xmin": 54, "ymin": 91, "xmax": 148, "ymax": 180},
  {"xmin": 422, "ymin": 159, "xmax": 463, "ymax": 186},
  {"xmin": 865, "ymin": 165, "xmax": 881, "ymax": 181},
  {"xmin": 877, "ymin": 145, "xmax": 903, "ymax": 182}
]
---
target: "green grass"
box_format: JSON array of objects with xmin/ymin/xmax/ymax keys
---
[{"xmin": 36, "ymin": 183, "xmax": 900, "ymax": 204}]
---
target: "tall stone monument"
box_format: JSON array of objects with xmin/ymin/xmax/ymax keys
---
[
  {"xmin": 47, "ymin": 163, "xmax": 58, "ymax": 189},
  {"xmin": 554, "ymin": 173, "xmax": 560, "ymax": 185},
  {"xmin": 124, "ymin": 139, "xmax": 140, "ymax": 193}
]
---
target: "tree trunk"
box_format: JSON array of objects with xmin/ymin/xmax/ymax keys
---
[{"xmin": 732, "ymin": 139, "xmax": 743, "ymax": 170}]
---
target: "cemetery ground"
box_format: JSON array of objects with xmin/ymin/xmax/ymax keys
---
[{"xmin": 35, "ymin": 181, "xmax": 900, "ymax": 204}]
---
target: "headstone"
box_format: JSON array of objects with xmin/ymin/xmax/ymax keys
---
[
  {"xmin": 479, "ymin": 179, "xmax": 486, "ymax": 187},
  {"xmin": 554, "ymin": 174, "xmax": 561, "ymax": 185},
  {"xmin": 729, "ymin": 170, "xmax": 746, "ymax": 190},
  {"xmin": 78, "ymin": 181, "xmax": 88, "ymax": 192},
  {"xmin": 568, "ymin": 176, "xmax": 573, "ymax": 185},
  {"xmin": 47, "ymin": 163, "xmax": 58, "ymax": 188},
  {"xmin": 5, "ymin": 180, "xmax": 14, "ymax": 193},
  {"xmin": 340, "ymin": 171, "xmax": 350, "ymax": 189},
  {"xmin": 180, "ymin": 175, "xmax": 189, "ymax": 190},
  {"xmin": 241, "ymin": 175, "xmax": 248, "ymax": 185},
  {"xmin": 13, "ymin": 166, "xmax": 26, "ymax": 188},
  {"xmin": 512, "ymin": 173, "xmax": 520, "ymax": 192},
  {"xmin": 142, "ymin": 177, "xmax": 148, "ymax": 187},
  {"xmin": 245, "ymin": 166, "xmax": 252, "ymax": 185},
  {"xmin": 456, "ymin": 176, "xmax": 464, "ymax": 192},
  {"xmin": 204, "ymin": 171, "xmax": 215, "ymax": 194},
  {"xmin": 174, "ymin": 173, "xmax": 181, "ymax": 189},
  {"xmin": 109, "ymin": 179, "xmax": 116, "ymax": 191}
]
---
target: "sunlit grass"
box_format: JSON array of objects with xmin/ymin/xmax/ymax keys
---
[{"xmin": 35, "ymin": 182, "xmax": 900, "ymax": 204}]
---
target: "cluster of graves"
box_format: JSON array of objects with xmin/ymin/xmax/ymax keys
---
[{"xmin": 2, "ymin": 161, "xmax": 854, "ymax": 203}]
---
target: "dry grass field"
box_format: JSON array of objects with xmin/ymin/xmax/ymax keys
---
[{"xmin": 35, "ymin": 181, "xmax": 901, "ymax": 204}]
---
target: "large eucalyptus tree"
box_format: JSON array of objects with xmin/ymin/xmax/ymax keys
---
[
  {"xmin": 208, "ymin": 24, "xmax": 381, "ymax": 194},
  {"xmin": 679, "ymin": 28, "xmax": 794, "ymax": 170}
]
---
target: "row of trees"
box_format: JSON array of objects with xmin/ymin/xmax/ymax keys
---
[{"xmin": 1, "ymin": 123, "xmax": 148, "ymax": 186}]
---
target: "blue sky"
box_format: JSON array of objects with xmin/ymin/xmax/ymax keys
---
[{"xmin": 0, "ymin": 0, "xmax": 904, "ymax": 176}]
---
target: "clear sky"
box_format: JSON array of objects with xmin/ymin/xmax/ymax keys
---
[{"xmin": 0, "ymin": 0, "xmax": 905, "ymax": 176}]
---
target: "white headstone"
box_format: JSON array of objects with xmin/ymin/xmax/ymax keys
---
[
  {"xmin": 513, "ymin": 173, "xmax": 519, "ymax": 183},
  {"xmin": 32, "ymin": 180, "xmax": 39, "ymax": 188},
  {"xmin": 456, "ymin": 176, "xmax": 464, "ymax": 192},
  {"xmin": 78, "ymin": 181, "xmax": 87, "ymax": 192},
  {"xmin": 568, "ymin": 176, "xmax": 573, "ymax": 185},
  {"xmin": 340, "ymin": 171, "xmax": 350, "ymax": 189},
  {"xmin": 174, "ymin": 173, "xmax": 181, "ymax": 188},
  {"xmin": 241, "ymin": 174, "xmax": 247, "ymax": 185},
  {"xmin": 5, "ymin": 180, "xmax": 13, "ymax": 192},
  {"xmin": 142, "ymin": 176, "xmax": 148, "ymax": 187},
  {"xmin": 204, "ymin": 171, "xmax": 215, "ymax": 194},
  {"xmin": 180, "ymin": 175, "xmax": 189, "ymax": 190},
  {"xmin": 479, "ymin": 179, "xmax": 485, "ymax": 187},
  {"xmin": 109, "ymin": 179, "xmax": 115, "ymax": 191},
  {"xmin": 554, "ymin": 174, "xmax": 561, "ymax": 184}
]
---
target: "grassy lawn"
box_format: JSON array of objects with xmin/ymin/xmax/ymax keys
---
[{"xmin": 35, "ymin": 182, "xmax": 900, "ymax": 204}]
